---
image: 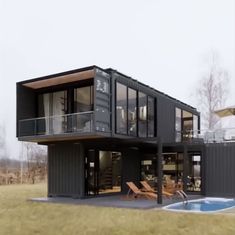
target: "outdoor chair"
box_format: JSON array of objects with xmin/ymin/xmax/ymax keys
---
[
  {"xmin": 140, "ymin": 181, "xmax": 173, "ymax": 198},
  {"xmin": 125, "ymin": 182, "xmax": 157, "ymax": 200},
  {"xmin": 164, "ymin": 180, "xmax": 183, "ymax": 194}
]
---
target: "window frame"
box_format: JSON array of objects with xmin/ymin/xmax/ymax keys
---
[{"xmin": 115, "ymin": 80, "xmax": 156, "ymax": 138}]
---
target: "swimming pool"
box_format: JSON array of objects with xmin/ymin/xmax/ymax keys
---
[{"xmin": 163, "ymin": 198, "xmax": 235, "ymax": 213}]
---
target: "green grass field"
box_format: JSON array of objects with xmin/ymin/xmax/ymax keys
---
[{"xmin": 0, "ymin": 184, "xmax": 235, "ymax": 235}]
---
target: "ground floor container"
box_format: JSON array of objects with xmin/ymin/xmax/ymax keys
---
[{"xmin": 46, "ymin": 140, "xmax": 235, "ymax": 203}]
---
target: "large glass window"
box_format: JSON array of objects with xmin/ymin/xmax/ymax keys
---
[
  {"xmin": 182, "ymin": 110, "xmax": 193, "ymax": 140},
  {"xmin": 163, "ymin": 153, "xmax": 183, "ymax": 193},
  {"xmin": 141, "ymin": 155, "xmax": 157, "ymax": 188},
  {"xmin": 85, "ymin": 150, "xmax": 122, "ymax": 196},
  {"xmin": 38, "ymin": 93, "xmax": 50, "ymax": 134},
  {"xmin": 73, "ymin": 86, "xmax": 93, "ymax": 132},
  {"xmin": 115, "ymin": 84, "xmax": 155, "ymax": 137},
  {"xmin": 147, "ymin": 97, "xmax": 155, "ymax": 137},
  {"xmin": 128, "ymin": 88, "xmax": 137, "ymax": 136},
  {"xmin": 52, "ymin": 91, "xmax": 67, "ymax": 134},
  {"xmin": 193, "ymin": 115, "xmax": 199, "ymax": 138},
  {"xmin": 116, "ymin": 82, "xmax": 127, "ymax": 134},
  {"xmin": 163, "ymin": 153, "xmax": 183, "ymax": 183},
  {"xmin": 38, "ymin": 91, "xmax": 67, "ymax": 117},
  {"xmin": 38, "ymin": 93, "xmax": 50, "ymax": 119},
  {"xmin": 38, "ymin": 91, "xmax": 67, "ymax": 134},
  {"xmin": 187, "ymin": 154, "xmax": 201, "ymax": 192},
  {"xmin": 138, "ymin": 92, "xmax": 147, "ymax": 137},
  {"xmin": 99, "ymin": 151, "xmax": 121, "ymax": 194},
  {"xmin": 175, "ymin": 108, "xmax": 182, "ymax": 142},
  {"xmin": 74, "ymin": 86, "xmax": 93, "ymax": 112}
]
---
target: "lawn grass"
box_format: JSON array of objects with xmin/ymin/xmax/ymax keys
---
[{"xmin": 0, "ymin": 184, "xmax": 235, "ymax": 235}]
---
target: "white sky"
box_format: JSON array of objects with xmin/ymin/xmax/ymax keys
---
[{"xmin": 0, "ymin": 0, "xmax": 235, "ymax": 158}]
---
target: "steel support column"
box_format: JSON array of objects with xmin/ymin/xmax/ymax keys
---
[
  {"xmin": 183, "ymin": 144, "xmax": 188, "ymax": 192},
  {"xmin": 157, "ymin": 138, "xmax": 163, "ymax": 204}
]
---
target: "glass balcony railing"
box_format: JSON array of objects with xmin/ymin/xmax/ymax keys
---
[
  {"xmin": 18, "ymin": 111, "xmax": 94, "ymax": 137},
  {"xmin": 176, "ymin": 128, "xmax": 235, "ymax": 143}
]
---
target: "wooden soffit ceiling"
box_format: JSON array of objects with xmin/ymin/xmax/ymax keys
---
[{"xmin": 22, "ymin": 69, "xmax": 95, "ymax": 89}]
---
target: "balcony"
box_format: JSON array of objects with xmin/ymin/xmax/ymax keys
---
[
  {"xmin": 18, "ymin": 111, "xmax": 94, "ymax": 138},
  {"xmin": 176, "ymin": 128, "xmax": 235, "ymax": 144}
]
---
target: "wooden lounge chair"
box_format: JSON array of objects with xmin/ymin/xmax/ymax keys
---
[
  {"xmin": 126, "ymin": 182, "xmax": 157, "ymax": 200},
  {"xmin": 140, "ymin": 181, "xmax": 173, "ymax": 198}
]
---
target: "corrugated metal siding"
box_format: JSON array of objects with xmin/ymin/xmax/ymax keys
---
[
  {"xmin": 48, "ymin": 143, "xmax": 84, "ymax": 198},
  {"xmin": 121, "ymin": 148, "xmax": 141, "ymax": 193},
  {"xmin": 205, "ymin": 143, "xmax": 235, "ymax": 197},
  {"xmin": 94, "ymin": 70, "xmax": 111, "ymax": 133},
  {"xmin": 157, "ymin": 96, "xmax": 175, "ymax": 143}
]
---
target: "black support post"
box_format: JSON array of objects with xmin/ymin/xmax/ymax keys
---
[
  {"xmin": 183, "ymin": 144, "xmax": 188, "ymax": 192},
  {"xmin": 157, "ymin": 138, "xmax": 163, "ymax": 204},
  {"xmin": 201, "ymin": 145, "xmax": 206, "ymax": 196}
]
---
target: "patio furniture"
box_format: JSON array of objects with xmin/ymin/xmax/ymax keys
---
[
  {"xmin": 164, "ymin": 180, "xmax": 176, "ymax": 194},
  {"xmin": 214, "ymin": 105, "xmax": 235, "ymax": 118},
  {"xmin": 140, "ymin": 180, "xmax": 173, "ymax": 198},
  {"xmin": 126, "ymin": 182, "xmax": 157, "ymax": 200}
]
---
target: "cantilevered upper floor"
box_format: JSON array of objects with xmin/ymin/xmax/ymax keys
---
[{"xmin": 17, "ymin": 65, "xmax": 200, "ymax": 143}]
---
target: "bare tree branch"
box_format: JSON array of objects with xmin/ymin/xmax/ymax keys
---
[{"xmin": 196, "ymin": 51, "xmax": 230, "ymax": 130}]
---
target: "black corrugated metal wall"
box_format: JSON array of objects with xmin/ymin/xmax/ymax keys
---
[
  {"xmin": 205, "ymin": 143, "xmax": 235, "ymax": 197},
  {"xmin": 121, "ymin": 148, "xmax": 141, "ymax": 193},
  {"xmin": 157, "ymin": 96, "xmax": 175, "ymax": 143},
  {"xmin": 48, "ymin": 143, "xmax": 84, "ymax": 198}
]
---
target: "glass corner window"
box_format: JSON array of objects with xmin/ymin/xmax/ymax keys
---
[
  {"xmin": 175, "ymin": 107, "xmax": 182, "ymax": 142},
  {"xmin": 193, "ymin": 115, "xmax": 199, "ymax": 137},
  {"xmin": 138, "ymin": 92, "xmax": 147, "ymax": 137},
  {"xmin": 128, "ymin": 88, "xmax": 137, "ymax": 136},
  {"xmin": 116, "ymin": 82, "xmax": 127, "ymax": 134}
]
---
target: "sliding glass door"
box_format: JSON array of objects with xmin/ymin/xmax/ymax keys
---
[
  {"xmin": 73, "ymin": 86, "xmax": 93, "ymax": 132},
  {"xmin": 85, "ymin": 150, "xmax": 122, "ymax": 196},
  {"xmin": 38, "ymin": 90, "xmax": 67, "ymax": 134},
  {"xmin": 187, "ymin": 154, "xmax": 201, "ymax": 192}
]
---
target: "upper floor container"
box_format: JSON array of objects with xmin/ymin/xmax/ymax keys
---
[{"xmin": 16, "ymin": 65, "xmax": 200, "ymax": 144}]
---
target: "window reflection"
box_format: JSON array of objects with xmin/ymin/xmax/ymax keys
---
[
  {"xmin": 141, "ymin": 156, "xmax": 157, "ymax": 188},
  {"xmin": 38, "ymin": 91, "xmax": 67, "ymax": 134},
  {"xmin": 52, "ymin": 91, "xmax": 67, "ymax": 134},
  {"xmin": 74, "ymin": 86, "xmax": 93, "ymax": 131},
  {"xmin": 74, "ymin": 86, "xmax": 93, "ymax": 112},
  {"xmin": 128, "ymin": 88, "xmax": 137, "ymax": 136},
  {"xmin": 193, "ymin": 115, "xmax": 198, "ymax": 137},
  {"xmin": 182, "ymin": 110, "xmax": 193, "ymax": 140},
  {"xmin": 163, "ymin": 153, "xmax": 183, "ymax": 187},
  {"xmin": 187, "ymin": 155, "xmax": 201, "ymax": 192},
  {"xmin": 138, "ymin": 92, "xmax": 147, "ymax": 137},
  {"xmin": 115, "ymin": 83, "xmax": 156, "ymax": 138},
  {"xmin": 116, "ymin": 83, "xmax": 127, "ymax": 134},
  {"xmin": 175, "ymin": 108, "xmax": 182, "ymax": 142}
]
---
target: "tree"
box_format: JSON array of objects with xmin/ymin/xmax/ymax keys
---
[
  {"xmin": 0, "ymin": 124, "xmax": 7, "ymax": 159},
  {"xmin": 196, "ymin": 52, "xmax": 230, "ymax": 130},
  {"xmin": 23, "ymin": 142, "xmax": 47, "ymax": 184},
  {"xmin": 0, "ymin": 123, "xmax": 11, "ymax": 184}
]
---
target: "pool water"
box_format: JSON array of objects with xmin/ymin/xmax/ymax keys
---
[{"xmin": 163, "ymin": 198, "xmax": 235, "ymax": 213}]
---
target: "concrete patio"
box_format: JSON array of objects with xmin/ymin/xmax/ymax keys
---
[{"xmin": 30, "ymin": 194, "xmax": 202, "ymax": 210}]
